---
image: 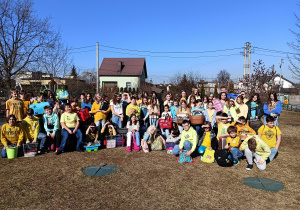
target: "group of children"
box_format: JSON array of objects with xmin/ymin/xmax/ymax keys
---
[{"xmin": 1, "ymin": 88, "xmax": 282, "ymax": 171}]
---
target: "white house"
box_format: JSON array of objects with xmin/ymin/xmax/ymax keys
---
[
  {"xmin": 99, "ymin": 58, "xmax": 147, "ymax": 90},
  {"xmin": 273, "ymin": 75, "xmax": 295, "ymax": 89}
]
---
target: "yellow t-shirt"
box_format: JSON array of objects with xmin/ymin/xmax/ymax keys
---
[
  {"xmin": 22, "ymin": 100, "xmax": 31, "ymax": 117},
  {"xmin": 217, "ymin": 122, "xmax": 230, "ymax": 139},
  {"xmin": 6, "ymin": 99, "xmax": 24, "ymax": 121},
  {"xmin": 226, "ymin": 136, "xmax": 241, "ymax": 148},
  {"xmin": 207, "ymin": 109, "xmax": 215, "ymax": 122},
  {"xmin": 60, "ymin": 112, "xmax": 79, "ymax": 128},
  {"xmin": 22, "ymin": 116, "xmax": 40, "ymax": 141},
  {"xmin": 258, "ymin": 125, "xmax": 281, "ymax": 148},
  {"xmin": 0, "ymin": 123, "xmax": 24, "ymax": 146},
  {"xmin": 202, "ymin": 131, "xmax": 212, "ymax": 147}
]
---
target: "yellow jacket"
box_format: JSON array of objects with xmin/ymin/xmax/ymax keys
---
[
  {"xmin": 241, "ymin": 135, "xmax": 271, "ymax": 162},
  {"xmin": 126, "ymin": 103, "xmax": 140, "ymax": 119},
  {"xmin": 91, "ymin": 102, "xmax": 111, "ymax": 123},
  {"xmin": 22, "ymin": 116, "xmax": 40, "ymax": 141},
  {"xmin": 1, "ymin": 123, "xmax": 24, "ymax": 146}
]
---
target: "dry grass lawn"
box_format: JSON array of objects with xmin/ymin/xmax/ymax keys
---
[{"xmin": 0, "ymin": 110, "xmax": 300, "ymax": 209}]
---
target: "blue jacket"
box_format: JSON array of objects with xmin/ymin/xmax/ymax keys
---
[
  {"xmin": 81, "ymin": 101, "xmax": 92, "ymax": 111},
  {"xmin": 263, "ymin": 101, "xmax": 282, "ymax": 116},
  {"xmin": 203, "ymin": 109, "xmax": 217, "ymax": 128}
]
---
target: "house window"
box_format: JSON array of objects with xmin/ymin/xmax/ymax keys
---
[
  {"xmin": 103, "ymin": 82, "xmax": 117, "ymax": 89},
  {"xmin": 126, "ymin": 82, "xmax": 131, "ymax": 88}
]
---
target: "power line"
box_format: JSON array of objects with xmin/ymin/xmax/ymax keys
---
[
  {"xmin": 252, "ymin": 47, "xmax": 298, "ymax": 55},
  {"xmin": 99, "ymin": 49, "xmax": 241, "ymax": 58},
  {"xmin": 69, "ymin": 45, "xmax": 94, "ymax": 51},
  {"xmin": 99, "ymin": 44, "xmax": 243, "ymax": 54}
]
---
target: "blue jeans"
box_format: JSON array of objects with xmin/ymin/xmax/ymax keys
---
[
  {"xmin": 264, "ymin": 115, "xmax": 279, "ymax": 126},
  {"xmin": 161, "ymin": 128, "xmax": 170, "ymax": 139},
  {"xmin": 269, "ymin": 148, "xmax": 278, "ymax": 162},
  {"xmin": 149, "ymin": 118, "xmax": 158, "ymax": 127},
  {"xmin": 38, "ymin": 133, "xmax": 47, "ymax": 149},
  {"xmin": 178, "ymin": 125, "xmax": 183, "ymax": 133},
  {"xmin": 1, "ymin": 146, "xmax": 24, "ymax": 158},
  {"xmin": 112, "ymin": 115, "xmax": 122, "ymax": 129},
  {"xmin": 193, "ymin": 125, "xmax": 201, "ymax": 140},
  {"xmin": 59, "ymin": 128, "xmax": 83, "ymax": 151},
  {"xmin": 231, "ymin": 147, "xmax": 243, "ymax": 162},
  {"xmin": 95, "ymin": 119, "xmax": 105, "ymax": 128},
  {"xmin": 198, "ymin": 145, "xmax": 207, "ymax": 155},
  {"xmin": 172, "ymin": 141, "xmax": 192, "ymax": 155}
]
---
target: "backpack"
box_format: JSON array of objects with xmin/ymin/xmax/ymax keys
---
[{"xmin": 214, "ymin": 149, "xmax": 233, "ymax": 167}]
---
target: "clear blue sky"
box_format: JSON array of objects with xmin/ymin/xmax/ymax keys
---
[{"xmin": 33, "ymin": 0, "xmax": 299, "ymax": 83}]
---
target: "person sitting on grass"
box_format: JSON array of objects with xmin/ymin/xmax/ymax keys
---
[
  {"xmin": 225, "ymin": 126, "xmax": 243, "ymax": 165},
  {"xmin": 85, "ymin": 123, "xmax": 99, "ymax": 146},
  {"xmin": 141, "ymin": 125, "xmax": 166, "ymax": 152},
  {"xmin": 56, "ymin": 103, "xmax": 83, "ymax": 155},
  {"xmin": 126, "ymin": 114, "xmax": 140, "ymax": 152},
  {"xmin": 230, "ymin": 116, "xmax": 256, "ymax": 140},
  {"xmin": 166, "ymin": 128, "xmax": 181, "ymax": 144},
  {"xmin": 22, "ymin": 108, "xmax": 47, "ymax": 152},
  {"xmin": 1, "ymin": 115, "xmax": 24, "ymax": 158},
  {"xmin": 43, "ymin": 106, "xmax": 61, "ymax": 152},
  {"xmin": 258, "ymin": 116, "xmax": 282, "ymax": 162},
  {"xmin": 240, "ymin": 135, "xmax": 271, "ymax": 171},
  {"xmin": 198, "ymin": 122, "xmax": 218, "ymax": 157},
  {"xmin": 172, "ymin": 120, "xmax": 198, "ymax": 156}
]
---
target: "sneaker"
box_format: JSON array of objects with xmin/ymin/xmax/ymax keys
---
[
  {"xmin": 56, "ymin": 150, "xmax": 63, "ymax": 155},
  {"xmin": 56, "ymin": 147, "xmax": 59, "ymax": 152},
  {"xmin": 135, "ymin": 146, "xmax": 140, "ymax": 152},
  {"xmin": 233, "ymin": 161, "xmax": 239, "ymax": 166},
  {"xmin": 200, "ymin": 156, "xmax": 203, "ymax": 161},
  {"xmin": 126, "ymin": 147, "xmax": 132, "ymax": 152},
  {"xmin": 76, "ymin": 149, "xmax": 84, "ymax": 152},
  {"xmin": 246, "ymin": 164, "xmax": 253, "ymax": 170}
]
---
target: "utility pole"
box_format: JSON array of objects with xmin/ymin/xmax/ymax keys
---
[
  {"xmin": 96, "ymin": 42, "xmax": 99, "ymax": 93},
  {"xmin": 243, "ymin": 42, "xmax": 251, "ymax": 78},
  {"xmin": 279, "ymin": 59, "xmax": 284, "ymax": 94}
]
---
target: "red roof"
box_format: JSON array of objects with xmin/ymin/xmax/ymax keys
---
[{"xmin": 99, "ymin": 58, "xmax": 147, "ymax": 77}]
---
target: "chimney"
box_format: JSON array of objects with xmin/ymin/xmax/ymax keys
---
[{"xmin": 119, "ymin": 61, "xmax": 124, "ymax": 72}]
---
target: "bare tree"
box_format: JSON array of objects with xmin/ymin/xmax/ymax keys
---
[
  {"xmin": 287, "ymin": 7, "xmax": 300, "ymax": 81},
  {"xmin": 216, "ymin": 69, "xmax": 230, "ymax": 86},
  {"xmin": 39, "ymin": 41, "xmax": 71, "ymax": 78},
  {"xmin": 0, "ymin": 0, "xmax": 60, "ymax": 88}
]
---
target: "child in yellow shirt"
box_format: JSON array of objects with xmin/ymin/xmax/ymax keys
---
[
  {"xmin": 1, "ymin": 115, "xmax": 24, "ymax": 158},
  {"xmin": 198, "ymin": 122, "xmax": 218, "ymax": 156},
  {"xmin": 225, "ymin": 126, "xmax": 243, "ymax": 165},
  {"xmin": 258, "ymin": 116, "xmax": 281, "ymax": 162}
]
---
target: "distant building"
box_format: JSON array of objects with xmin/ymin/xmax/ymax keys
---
[
  {"xmin": 99, "ymin": 58, "xmax": 147, "ymax": 90},
  {"xmin": 197, "ymin": 81, "xmax": 219, "ymax": 95}
]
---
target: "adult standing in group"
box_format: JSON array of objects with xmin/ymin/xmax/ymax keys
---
[
  {"xmin": 80, "ymin": 93, "xmax": 92, "ymax": 111},
  {"xmin": 240, "ymin": 91, "xmax": 248, "ymax": 103},
  {"xmin": 148, "ymin": 97, "xmax": 160, "ymax": 127},
  {"xmin": 176, "ymin": 100, "xmax": 191, "ymax": 133},
  {"xmin": 246, "ymin": 93, "xmax": 264, "ymax": 121},
  {"xmin": 236, "ymin": 95, "xmax": 248, "ymax": 119},
  {"xmin": 91, "ymin": 93, "xmax": 111, "ymax": 130},
  {"xmin": 180, "ymin": 90, "xmax": 188, "ymax": 102},
  {"xmin": 245, "ymin": 93, "xmax": 264, "ymax": 132},
  {"xmin": 187, "ymin": 87, "xmax": 201, "ymax": 103},
  {"xmin": 263, "ymin": 91, "xmax": 282, "ymax": 126},
  {"xmin": 110, "ymin": 93, "xmax": 124, "ymax": 129}
]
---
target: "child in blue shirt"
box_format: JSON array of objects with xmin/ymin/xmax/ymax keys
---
[{"xmin": 170, "ymin": 99, "xmax": 179, "ymax": 123}]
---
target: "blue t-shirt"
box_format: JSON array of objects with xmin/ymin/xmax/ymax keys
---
[
  {"xmin": 251, "ymin": 102, "xmax": 257, "ymax": 119},
  {"xmin": 170, "ymin": 105, "xmax": 179, "ymax": 122}
]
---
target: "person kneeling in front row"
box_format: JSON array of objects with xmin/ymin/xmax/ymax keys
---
[
  {"xmin": 172, "ymin": 120, "xmax": 198, "ymax": 156},
  {"xmin": 241, "ymin": 135, "xmax": 271, "ymax": 171}
]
